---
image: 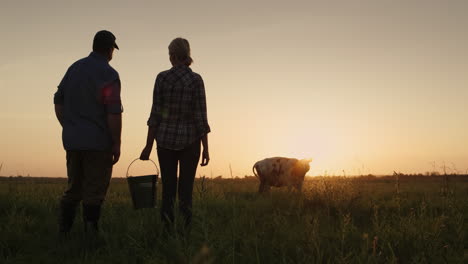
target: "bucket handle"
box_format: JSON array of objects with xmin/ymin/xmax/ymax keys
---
[{"xmin": 126, "ymin": 158, "xmax": 160, "ymax": 178}]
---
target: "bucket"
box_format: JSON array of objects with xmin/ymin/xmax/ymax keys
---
[{"xmin": 126, "ymin": 158, "xmax": 159, "ymax": 209}]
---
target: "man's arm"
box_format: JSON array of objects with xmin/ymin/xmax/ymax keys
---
[
  {"xmin": 107, "ymin": 113, "xmax": 122, "ymax": 165},
  {"xmin": 55, "ymin": 104, "xmax": 64, "ymax": 127},
  {"xmin": 54, "ymin": 67, "xmax": 68, "ymax": 126},
  {"xmin": 101, "ymin": 79, "xmax": 123, "ymax": 165}
]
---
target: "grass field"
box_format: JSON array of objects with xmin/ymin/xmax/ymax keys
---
[{"xmin": 0, "ymin": 175, "xmax": 467, "ymax": 263}]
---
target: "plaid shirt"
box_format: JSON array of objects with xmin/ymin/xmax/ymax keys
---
[{"xmin": 147, "ymin": 65, "xmax": 211, "ymax": 150}]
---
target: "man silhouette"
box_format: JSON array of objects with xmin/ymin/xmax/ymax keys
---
[{"xmin": 54, "ymin": 30, "xmax": 122, "ymax": 234}]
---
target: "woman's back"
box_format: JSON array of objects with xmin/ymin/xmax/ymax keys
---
[{"xmin": 148, "ymin": 65, "xmax": 209, "ymax": 150}]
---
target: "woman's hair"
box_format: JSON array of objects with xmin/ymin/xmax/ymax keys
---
[{"xmin": 168, "ymin": 38, "xmax": 193, "ymax": 66}]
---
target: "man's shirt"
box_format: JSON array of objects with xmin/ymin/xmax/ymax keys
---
[
  {"xmin": 54, "ymin": 52, "xmax": 123, "ymax": 151},
  {"xmin": 147, "ymin": 65, "xmax": 210, "ymax": 150}
]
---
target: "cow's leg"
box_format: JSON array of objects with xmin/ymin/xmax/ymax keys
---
[
  {"xmin": 295, "ymin": 182, "xmax": 303, "ymax": 192},
  {"xmin": 258, "ymin": 177, "xmax": 272, "ymax": 193},
  {"xmin": 258, "ymin": 181, "xmax": 264, "ymax": 193},
  {"xmin": 258, "ymin": 181, "xmax": 270, "ymax": 193},
  {"xmin": 286, "ymin": 180, "xmax": 295, "ymax": 192}
]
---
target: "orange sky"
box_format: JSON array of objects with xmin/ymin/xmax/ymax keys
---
[{"xmin": 1, "ymin": 0, "xmax": 467, "ymax": 177}]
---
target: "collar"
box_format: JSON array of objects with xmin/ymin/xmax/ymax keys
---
[
  {"xmin": 171, "ymin": 65, "xmax": 192, "ymax": 72},
  {"xmin": 89, "ymin": 51, "xmax": 109, "ymax": 63}
]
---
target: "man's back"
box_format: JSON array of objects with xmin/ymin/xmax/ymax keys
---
[{"xmin": 54, "ymin": 52, "xmax": 121, "ymax": 151}]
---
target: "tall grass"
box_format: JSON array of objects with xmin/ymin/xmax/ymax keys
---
[{"xmin": 0, "ymin": 175, "xmax": 467, "ymax": 263}]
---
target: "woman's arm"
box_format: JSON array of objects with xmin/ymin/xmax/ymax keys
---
[
  {"xmin": 194, "ymin": 77, "xmax": 210, "ymax": 135},
  {"xmin": 200, "ymin": 134, "xmax": 209, "ymax": 166},
  {"xmin": 140, "ymin": 126, "xmax": 156, "ymax": 160},
  {"xmin": 193, "ymin": 76, "xmax": 211, "ymax": 166},
  {"xmin": 140, "ymin": 75, "xmax": 161, "ymax": 160}
]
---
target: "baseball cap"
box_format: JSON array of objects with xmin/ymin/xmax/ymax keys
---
[{"xmin": 93, "ymin": 30, "xmax": 119, "ymax": 50}]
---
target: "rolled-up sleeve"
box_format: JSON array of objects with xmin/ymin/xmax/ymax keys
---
[
  {"xmin": 194, "ymin": 76, "xmax": 211, "ymax": 136},
  {"xmin": 101, "ymin": 79, "xmax": 123, "ymax": 114},
  {"xmin": 147, "ymin": 74, "xmax": 162, "ymax": 127},
  {"xmin": 54, "ymin": 86, "xmax": 64, "ymax": 105}
]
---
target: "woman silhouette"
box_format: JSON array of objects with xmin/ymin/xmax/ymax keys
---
[{"xmin": 140, "ymin": 38, "xmax": 210, "ymax": 229}]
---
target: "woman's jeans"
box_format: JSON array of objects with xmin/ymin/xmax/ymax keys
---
[{"xmin": 157, "ymin": 141, "xmax": 200, "ymax": 227}]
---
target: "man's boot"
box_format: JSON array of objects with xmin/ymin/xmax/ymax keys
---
[
  {"xmin": 82, "ymin": 204, "xmax": 101, "ymax": 233},
  {"xmin": 58, "ymin": 200, "xmax": 78, "ymax": 234}
]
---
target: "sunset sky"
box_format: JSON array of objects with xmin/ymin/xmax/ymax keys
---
[{"xmin": 1, "ymin": 0, "xmax": 467, "ymax": 178}]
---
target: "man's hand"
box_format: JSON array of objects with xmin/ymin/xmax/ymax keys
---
[
  {"xmin": 200, "ymin": 149, "xmax": 210, "ymax": 166},
  {"xmin": 111, "ymin": 143, "xmax": 121, "ymax": 165},
  {"xmin": 140, "ymin": 145, "xmax": 152, "ymax": 160},
  {"xmin": 107, "ymin": 113, "xmax": 122, "ymax": 165}
]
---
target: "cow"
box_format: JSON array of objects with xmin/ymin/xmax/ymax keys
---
[{"xmin": 252, "ymin": 157, "xmax": 312, "ymax": 193}]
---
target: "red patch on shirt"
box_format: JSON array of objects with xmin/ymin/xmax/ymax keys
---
[{"xmin": 102, "ymin": 85, "xmax": 113, "ymax": 99}]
